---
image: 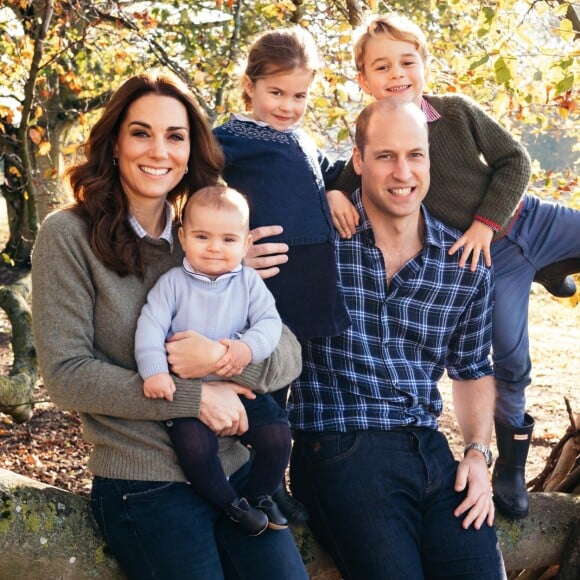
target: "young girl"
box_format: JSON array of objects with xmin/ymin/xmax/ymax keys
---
[
  {"xmin": 326, "ymin": 13, "xmax": 580, "ymax": 520},
  {"xmin": 214, "ymin": 27, "xmax": 349, "ymax": 340},
  {"xmin": 213, "ymin": 27, "xmax": 350, "ymax": 522}
]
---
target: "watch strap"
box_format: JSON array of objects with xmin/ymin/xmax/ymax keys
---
[{"xmin": 463, "ymin": 442, "xmax": 493, "ymax": 467}]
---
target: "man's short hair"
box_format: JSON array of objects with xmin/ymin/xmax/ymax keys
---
[{"xmin": 355, "ymin": 99, "xmax": 427, "ymax": 155}]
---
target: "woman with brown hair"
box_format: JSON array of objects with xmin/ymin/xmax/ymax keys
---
[{"xmin": 31, "ymin": 70, "xmax": 307, "ymax": 579}]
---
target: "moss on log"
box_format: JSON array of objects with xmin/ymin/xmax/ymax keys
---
[
  {"xmin": 495, "ymin": 492, "xmax": 579, "ymax": 572},
  {"xmin": 0, "ymin": 469, "xmax": 124, "ymax": 580},
  {"xmin": 1, "ymin": 468, "xmax": 578, "ymax": 579}
]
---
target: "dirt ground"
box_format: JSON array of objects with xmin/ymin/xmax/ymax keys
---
[{"xmin": 0, "ymin": 197, "xmax": 578, "ymax": 496}]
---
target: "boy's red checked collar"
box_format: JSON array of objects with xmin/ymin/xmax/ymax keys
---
[{"xmin": 421, "ymin": 97, "xmax": 442, "ymax": 123}]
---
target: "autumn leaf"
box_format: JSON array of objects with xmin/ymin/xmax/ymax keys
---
[
  {"xmin": 494, "ymin": 56, "xmax": 513, "ymax": 85},
  {"xmin": 558, "ymin": 18, "xmax": 575, "ymax": 43},
  {"xmin": 38, "ymin": 141, "xmax": 51, "ymax": 156}
]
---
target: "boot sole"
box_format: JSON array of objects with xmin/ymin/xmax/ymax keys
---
[
  {"xmin": 267, "ymin": 521, "xmax": 289, "ymax": 530},
  {"xmin": 492, "ymin": 496, "xmax": 529, "ymax": 520},
  {"xmin": 248, "ymin": 521, "xmax": 269, "ymax": 536}
]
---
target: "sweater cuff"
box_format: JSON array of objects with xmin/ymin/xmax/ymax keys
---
[
  {"xmin": 473, "ymin": 215, "xmax": 502, "ymax": 232},
  {"xmin": 170, "ymin": 377, "xmax": 203, "ymax": 418},
  {"xmin": 234, "ymin": 325, "xmax": 302, "ymax": 393}
]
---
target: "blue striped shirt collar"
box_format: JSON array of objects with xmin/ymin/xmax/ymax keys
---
[{"xmin": 128, "ymin": 203, "xmax": 174, "ymax": 249}]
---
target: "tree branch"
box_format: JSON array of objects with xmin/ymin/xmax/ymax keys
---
[{"xmin": 18, "ymin": 0, "xmax": 54, "ymax": 238}]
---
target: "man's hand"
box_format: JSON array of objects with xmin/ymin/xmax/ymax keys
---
[
  {"xmin": 166, "ymin": 331, "xmax": 227, "ymax": 378},
  {"xmin": 215, "ymin": 339, "xmax": 252, "ymax": 376},
  {"xmin": 327, "ymin": 189, "xmax": 359, "ymax": 239},
  {"xmin": 200, "ymin": 381, "xmax": 256, "ymax": 437},
  {"xmin": 244, "ymin": 225, "xmax": 288, "ymax": 279},
  {"xmin": 453, "ymin": 451, "xmax": 495, "ymax": 530},
  {"xmin": 448, "ymin": 220, "xmax": 493, "ymax": 271}
]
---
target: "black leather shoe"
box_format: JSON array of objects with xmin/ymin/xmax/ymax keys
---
[
  {"xmin": 272, "ymin": 483, "xmax": 309, "ymax": 525},
  {"xmin": 255, "ymin": 495, "xmax": 288, "ymax": 530},
  {"xmin": 534, "ymin": 258, "xmax": 580, "ymax": 298},
  {"xmin": 226, "ymin": 497, "xmax": 268, "ymax": 536}
]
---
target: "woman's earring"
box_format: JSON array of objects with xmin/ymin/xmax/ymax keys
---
[
  {"xmin": 184, "ymin": 166, "xmax": 188, "ymax": 174},
  {"xmin": 113, "ymin": 157, "xmax": 118, "ymax": 166}
]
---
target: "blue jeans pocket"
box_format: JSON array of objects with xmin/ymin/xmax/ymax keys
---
[
  {"xmin": 305, "ymin": 431, "xmax": 360, "ymax": 467},
  {"xmin": 90, "ymin": 477, "xmax": 181, "ymax": 548}
]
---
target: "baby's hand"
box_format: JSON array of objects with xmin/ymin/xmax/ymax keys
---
[
  {"xmin": 448, "ymin": 221, "xmax": 493, "ymax": 271},
  {"xmin": 215, "ymin": 339, "xmax": 253, "ymax": 377},
  {"xmin": 327, "ymin": 189, "xmax": 359, "ymax": 239},
  {"xmin": 143, "ymin": 373, "xmax": 176, "ymax": 401}
]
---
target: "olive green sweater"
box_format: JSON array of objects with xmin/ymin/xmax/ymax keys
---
[
  {"xmin": 334, "ymin": 93, "xmax": 531, "ymax": 240},
  {"xmin": 31, "ymin": 209, "xmax": 302, "ymax": 481}
]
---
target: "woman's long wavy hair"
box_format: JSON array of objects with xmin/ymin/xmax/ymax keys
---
[{"xmin": 67, "ymin": 70, "xmax": 224, "ymax": 277}]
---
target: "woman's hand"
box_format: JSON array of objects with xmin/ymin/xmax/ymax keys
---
[
  {"xmin": 166, "ymin": 330, "xmax": 227, "ymax": 378},
  {"xmin": 245, "ymin": 225, "xmax": 288, "ymax": 279},
  {"xmin": 200, "ymin": 381, "xmax": 256, "ymax": 436}
]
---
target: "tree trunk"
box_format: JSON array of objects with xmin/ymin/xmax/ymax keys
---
[
  {"xmin": 0, "ymin": 272, "xmax": 38, "ymax": 423},
  {"xmin": 1, "ymin": 468, "xmax": 578, "ymax": 579}
]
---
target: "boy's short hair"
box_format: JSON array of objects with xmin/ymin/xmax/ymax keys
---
[
  {"xmin": 182, "ymin": 185, "xmax": 250, "ymax": 229},
  {"xmin": 353, "ymin": 13, "xmax": 430, "ymax": 73}
]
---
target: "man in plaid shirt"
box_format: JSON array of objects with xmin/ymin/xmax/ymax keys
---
[{"xmin": 248, "ymin": 99, "xmax": 505, "ymax": 579}]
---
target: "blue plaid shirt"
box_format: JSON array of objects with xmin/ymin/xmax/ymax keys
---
[{"xmin": 289, "ymin": 190, "xmax": 494, "ymax": 432}]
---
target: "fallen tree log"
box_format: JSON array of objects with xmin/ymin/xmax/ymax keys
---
[
  {"xmin": 0, "ymin": 468, "xmax": 123, "ymax": 580},
  {"xmin": 1, "ymin": 468, "xmax": 578, "ymax": 579}
]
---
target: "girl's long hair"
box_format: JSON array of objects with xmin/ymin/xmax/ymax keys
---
[{"xmin": 242, "ymin": 27, "xmax": 320, "ymax": 109}]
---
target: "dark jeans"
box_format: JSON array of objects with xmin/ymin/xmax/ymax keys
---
[
  {"xmin": 291, "ymin": 428, "xmax": 506, "ymax": 580},
  {"xmin": 90, "ymin": 462, "xmax": 307, "ymax": 580}
]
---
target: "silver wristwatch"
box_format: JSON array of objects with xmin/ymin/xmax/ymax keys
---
[{"xmin": 464, "ymin": 442, "xmax": 493, "ymax": 467}]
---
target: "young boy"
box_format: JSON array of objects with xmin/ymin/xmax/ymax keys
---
[
  {"xmin": 327, "ymin": 13, "xmax": 580, "ymax": 519},
  {"xmin": 135, "ymin": 185, "xmax": 290, "ymax": 536}
]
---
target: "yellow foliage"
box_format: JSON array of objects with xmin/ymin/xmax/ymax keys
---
[
  {"xmin": 1, "ymin": 253, "xmax": 15, "ymax": 267},
  {"xmin": 558, "ymin": 19, "xmax": 575, "ymax": 43},
  {"xmin": 493, "ymin": 91, "xmax": 511, "ymax": 118},
  {"xmin": 38, "ymin": 141, "xmax": 51, "ymax": 156},
  {"xmin": 557, "ymin": 107, "xmax": 569, "ymax": 119}
]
